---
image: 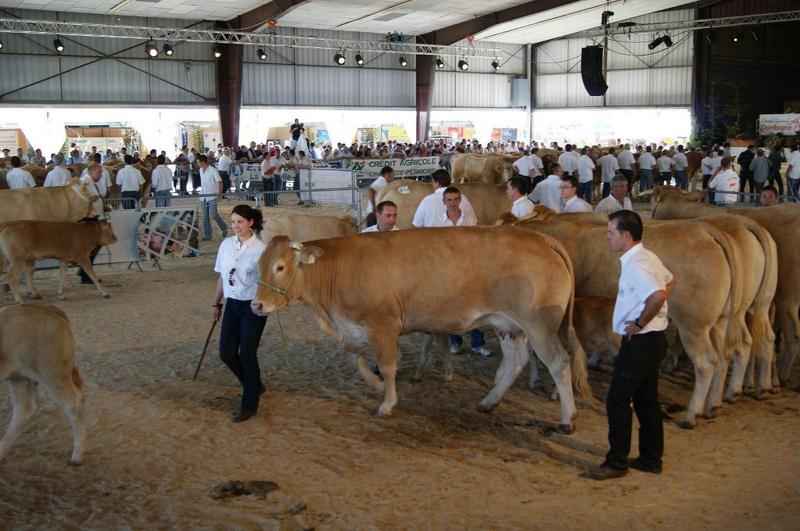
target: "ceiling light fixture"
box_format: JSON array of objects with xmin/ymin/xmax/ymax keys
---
[
  {"xmin": 732, "ymin": 33, "xmax": 743, "ymax": 43},
  {"xmin": 355, "ymin": 53, "xmax": 364, "ymax": 65},
  {"xmin": 399, "ymin": 56, "xmax": 407, "ymax": 67},
  {"xmin": 491, "ymin": 59, "xmax": 500, "ymax": 71},
  {"xmin": 257, "ymin": 48, "xmax": 267, "ymax": 60},
  {"xmin": 145, "ymin": 42, "xmax": 158, "ymax": 57},
  {"xmin": 435, "ymin": 57, "xmax": 444, "ymax": 69},
  {"xmin": 662, "ymin": 34, "xmax": 673, "ymax": 47},
  {"xmin": 334, "ymin": 52, "xmax": 346, "ymax": 65},
  {"xmin": 457, "ymin": 59, "xmax": 468, "ymax": 71},
  {"xmin": 647, "ymin": 36, "xmax": 664, "ymax": 50},
  {"xmin": 53, "ymin": 38, "xmax": 64, "ymax": 53},
  {"xmin": 213, "ymin": 45, "xmax": 222, "ymax": 58},
  {"xmin": 163, "ymin": 43, "xmax": 173, "ymax": 56}
]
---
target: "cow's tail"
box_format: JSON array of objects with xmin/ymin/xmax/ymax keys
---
[
  {"xmin": 71, "ymin": 366, "xmax": 84, "ymax": 391},
  {"xmin": 549, "ymin": 239, "xmax": 593, "ymax": 401},
  {"xmin": 706, "ymin": 225, "xmax": 739, "ymax": 365}
]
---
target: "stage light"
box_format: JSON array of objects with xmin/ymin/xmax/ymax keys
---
[
  {"xmin": 355, "ymin": 54, "xmax": 364, "ymax": 65},
  {"xmin": 457, "ymin": 59, "xmax": 468, "ymax": 71},
  {"xmin": 491, "ymin": 60, "xmax": 500, "ymax": 70},
  {"xmin": 257, "ymin": 48, "xmax": 267, "ymax": 60},
  {"xmin": 399, "ymin": 56, "xmax": 407, "ymax": 67},
  {"xmin": 435, "ymin": 57, "xmax": 445, "ymax": 69},
  {"xmin": 213, "ymin": 45, "xmax": 222, "ymax": 58},
  {"xmin": 732, "ymin": 33, "xmax": 743, "ymax": 43},
  {"xmin": 334, "ymin": 52, "xmax": 346, "ymax": 65},
  {"xmin": 0, "ymin": 40, "xmax": 4, "ymax": 50},
  {"xmin": 163, "ymin": 43, "xmax": 174, "ymax": 56},
  {"xmin": 662, "ymin": 34, "xmax": 673, "ymax": 47},
  {"xmin": 145, "ymin": 42, "xmax": 158, "ymax": 57},
  {"xmin": 54, "ymin": 38, "xmax": 64, "ymax": 53},
  {"xmin": 648, "ymin": 36, "xmax": 664, "ymax": 50}
]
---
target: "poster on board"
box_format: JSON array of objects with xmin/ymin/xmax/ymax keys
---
[{"xmin": 137, "ymin": 208, "xmax": 200, "ymax": 262}]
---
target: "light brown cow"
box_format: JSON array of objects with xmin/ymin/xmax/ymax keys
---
[
  {"xmin": 377, "ymin": 179, "xmax": 512, "ymax": 230},
  {"xmin": 511, "ymin": 218, "xmax": 736, "ymax": 428},
  {"xmin": 251, "ymin": 228, "xmax": 592, "ymax": 432},
  {"xmin": 0, "ymin": 220, "xmax": 117, "ymax": 302},
  {"xmin": 0, "ymin": 304, "xmax": 86, "ymax": 465},
  {"xmin": 451, "ymin": 153, "xmax": 517, "ymax": 184},
  {"xmin": 0, "ymin": 180, "xmax": 98, "ymax": 223},
  {"xmin": 574, "ymin": 297, "xmax": 620, "ymax": 370},
  {"xmin": 651, "ymin": 193, "xmax": 800, "ymax": 384},
  {"xmin": 261, "ymin": 211, "xmax": 357, "ymax": 243}
]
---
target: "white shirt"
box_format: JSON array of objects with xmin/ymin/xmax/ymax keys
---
[
  {"xmin": 597, "ymin": 153, "xmax": 619, "ymax": 182},
  {"xmin": 412, "ymin": 188, "xmax": 476, "ymax": 228},
  {"xmin": 214, "ymin": 233, "xmax": 267, "ymax": 301},
  {"xmin": 617, "ymin": 150, "xmax": 636, "ymax": 170},
  {"xmin": 44, "ymin": 166, "xmax": 72, "ymax": 187},
  {"xmin": 638, "ymin": 153, "xmax": 656, "ymax": 170},
  {"xmin": 217, "ymin": 154, "xmax": 232, "ymax": 173},
  {"xmin": 558, "ymin": 152, "xmax": 578, "ymax": 175},
  {"xmin": 562, "ymin": 195, "xmax": 592, "ymax": 213},
  {"xmin": 709, "ymin": 168, "xmax": 739, "ymax": 204},
  {"xmin": 529, "ymin": 154, "xmax": 544, "ymax": 177},
  {"xmin": 152, "ymin": 165, "xmax": 173, "ymax": 192},
  {"xmin": 657, "ymin": 155, "xmax": 676, "ymax": 173},
  {"xmin": 511, "ymin": 196, "xmax": 534, "ymax": 218},
  {"xmin": 529, "ymin": 174, "xmax": 562, "ymax": 211},
  {"xmin": 673, "ymin": 152, "xmax": 688, "ymax": 170},
  {"xmin": 700, "ymin": 156, "xmax": 714, "ymax": 175},
  {"xmin": 361, "ymin": 224, "xmax": 399, "ymax": 233},
  {"xmin": 613, "ymin": 243, "xmax": 673, "ymax": 335},
  {"xmin": 577, "ymin": 155, "xmax": 596, "ymax": 183},
  {"xmin": 199, "ymin": 165, "xmax": 222, "ymax": 201},
  {"xmin": 595, "ymin": 194, "xmax": 632, "ymax": 215},
  {"xmin": 708, "ymin": 156, "xmax": 723, "ymax": 174},
  {"xmin": 116, "ymin": 165, "xmax": 145, "ymax": 192},
  {"xmin": 80, "ymin": 167, "xmax": 111, "ymax": 197},
  {"xmin": 80, "ymin": 175, "xmax": 105, "ymax": 217},
  {"xmin": 429, "ymin": 208, "xmax": 477, "ymax": 227},
  {"xmin": 368, "ymin": 176, "xmax": 390, "ymax": 213},
  {"xmin": 513, "ymin": 155, "xmax": 534, "ymax": 177},
  {"xmin": 787, "ymin": 150, "xmax": 800, "ymax": 180},
  {"xmin": 6, "ymin": 167, "xmax": 35, "ymax": 189}
]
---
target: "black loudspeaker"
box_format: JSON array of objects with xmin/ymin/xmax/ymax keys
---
[{"xmin": 581, "ymin": 46, "xmax": 608, "ymax": 96}]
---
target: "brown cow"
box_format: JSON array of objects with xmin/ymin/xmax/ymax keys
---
[
  {"xmin": 0, "ymin": 180, "xmax": 98, "ymax": 223},
  {"xmin": 261, "ymin": 211, "xmax": 357, "ymax": 243},
  {"xmin": 451, "ymin": 153, "xmax": 517, "ymax": 184},
  {"xmin": 574, "ymin": 297, "xmax": 620, "ymax": 370},
  {"xmin": 251, "ymin": 228, "xmax": 592, "ymax": 432},
  {"xmin": 0, "ymin": 304, "xmax": 86, "ymax": 465},
  {"xmin": 0, "ymin": 220, "xmax": 117, "ymax": 302}
]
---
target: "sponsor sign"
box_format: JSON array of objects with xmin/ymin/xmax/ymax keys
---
[
  {"xmin": 349, "ymin": 156, "xmax": 440, "ymax": 179},
  {"xmin": 759, "ymin": 114, "xmax": 800, "ymax": 136}
]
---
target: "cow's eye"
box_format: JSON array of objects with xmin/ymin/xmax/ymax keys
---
[{"xmin": 275, "ymin": 264, "xmax": 285, "ymax": 273}]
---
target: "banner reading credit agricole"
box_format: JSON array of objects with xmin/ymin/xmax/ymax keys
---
[{"xmin": 350, "ymin": 156, "xmax": 440, "ymax": 179}]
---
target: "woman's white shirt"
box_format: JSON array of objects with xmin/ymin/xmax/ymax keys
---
[{"xmin": 214, "ymin": 233, "xmax": 267, "ymax": 301}]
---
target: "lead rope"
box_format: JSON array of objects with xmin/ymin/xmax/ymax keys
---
[{"xmin": 274, "ymin": 309, "xmax": 290, "ymax": 366}]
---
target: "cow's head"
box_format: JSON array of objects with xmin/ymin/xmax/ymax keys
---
[
  {"xmin": 251, "ymin": 236, "xmax": 323, "ymax": 316},
  {"xmin": 97, "ymin": 220, "xmax": 118, "ymax": 246}
]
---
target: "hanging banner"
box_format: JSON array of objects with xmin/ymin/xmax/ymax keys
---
[
  {"xmin": 137, "ymin": 208, "xmax": 200, "ymax": 262},
  {"xmin": 229, "ymin": 163, "xmax": 262, "ymax": 183},
  {"xmin": 758, "ymin": 114, "xmax": 800, "ymax": 136},
  {"xmin": 349, "ymin": 156, "xmax": 440, "ymax": 179}
]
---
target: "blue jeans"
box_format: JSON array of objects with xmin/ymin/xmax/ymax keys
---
[
  {"xmin": 155, "ymin": 190, "xmax": 171, "ymax": 208},
  {"xmin": 121, "ymin": 190, "xmax": 138, "ymax": 209},
  {"xmin": 219, "ymin": 171, "xmax": 231, "ymax": 193},
  {"xmin": 449, "ymin": 330, "xmax": 485, "ymax": 349},
  {"xmin": 578, "ymin": 181, "xmax": 593, "ymax": 202},
  {"xmin": 602, "ymin": 182, "xmax": 611, "ymax": 199},
  {"xmin": 790, "ymin": 178, "xmax": 800, "ymax": 202},
  {"xmin": 201, "ymin": 200, "xmax": 226, "ymax": 238},
  {"xmin": 674, "ymin": 170, "xmax": 686, "ymax": 189},
  {"xmin": 620, "ymin": 169, "xmax": 633, "ymax": 190},
  {"xmin": 658, "ymin": 172, "xmax": 672, "ymax": 186},
  {"xmin": 639, "ymin": 169, "xmax": 653, "ymax": 192},
  {"xmin": 219, "ymin": 299, "xmax": 268, "ymax": 412}
]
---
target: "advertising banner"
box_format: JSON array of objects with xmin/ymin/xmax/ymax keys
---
[
  {"xmin": 349, "ymin": 156, "xmax": 440, "ymax": 180},
  {"xmin": 758, "ymin": 114, "xmax": 800, "ymax": 136},
  {"xmin": 229, "ymin": 163, "xmax": 262, "ymax": 182},
  {"xmin": 137, "ymin": 207, "xmax": 200, "ymax": 262}
]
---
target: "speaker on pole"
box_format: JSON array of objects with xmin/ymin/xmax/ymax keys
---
[{"xmin": 581, "ymin": 45, "xmax": 608, "ymax": 96}]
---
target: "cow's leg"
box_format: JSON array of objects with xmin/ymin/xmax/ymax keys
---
[
  {"xmin": 435, "ymin": 333, "xmax": 454, "ymax": 383},
  {"xmin": 478, "ymin": 333, "xmax": 527, "ymax": 412},
  {"xmin": 75, "ymin": 259, "xmax": 109, "ymax": 299},
  {"xmin": 350, "ymin": 348, "xmax": 385, "ymax": 393},
  {"xmin": 725, "ymin": 317, "xmax": 753, "ymax": 403},
  {"xmin": 7, "ymin": 261, "xmax": 25, "ymax": 303},
  {"xmin": 775, "ymin": 302, "xmax": 800, "ymax": 384},
  {"xmin": 528, "ymin": 344, "xmax": 541, "ymax": 390},
  {"xmin": 744, "ymin": 309, "xmax": 775, "ymax": 398},
  {"xmin": 587, "ymin": 350, "xmax": 603, "ymax": 370},
  {"xmin": 678, "ymin": 326, "xmax": 717, "ymax": 429},
  {"xmin": 706, "ymin": 357, "xmax": 728, "ymax": 416},
  {"xmin": 0, "ymin": 377, "xmax": 39, "ymax": 462},
  {"xmin": 413, "ymin": 333, "xmax": 434, "ymax": 382},
  {"xmin": 41, "ymin": 369, "xmax": 86, "ymax": 465},
  {"xmin": 57, "ymin": 261, "xmax": 68, "ymax": 300},
  {"xmin": 528, "ymin": 330, "xmax": 578, "ymax": 432},
  {"xmin": 369, "ymin": 334, "xmax": 399, "ymax": 417},
  {"xmin": 24, "ymin": 260, "xmax": 40, "ymax": 300}
]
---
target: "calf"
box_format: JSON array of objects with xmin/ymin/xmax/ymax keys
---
[
  {"xmin": 0, "ymin": 219, "xmax": 117, "ymax": 302},
  {"xmin": 0, "ymin": 304, "xmax": 86, "ymax": 465}
]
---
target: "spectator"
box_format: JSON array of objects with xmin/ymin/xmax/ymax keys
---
[
  {"xmin": 197, "ymin": 154, "xmax": 228, "ymax": 240},
  {"xmin": 152, "ymin": 154, "xmax": 173, "ymax": 207},
  {"xmin": 362, "ymin": 201, "xmax": 399, "ymax": 232},
  {"xmin": 750, "ymin": 149, "xmax": 771, "ymax": 197},
  {"xmin": 597, "ymin": 148, "xmax": 620, "ymax": 198},
  {"xmin": 709, "ymin": 157, "xmax": 739, "ymax": 205},
  {"xmin": 595, "ymin": 175, "xmax": 632, "ymax": 215},
  {"xmin": 507, "ymin": 175, "xmax": 534, "ymax": 218},
  {"xmin": 767, "ymin": 147, "xmax": 784, "ymax": 196},
  {"xmin": 576, "ymin": 147, "xmax": 596, "ymax": 202},
  {"xmin": 217, "ymin": 147, "xmax": 233, "ymax": 193},
  {"xmin": 43, "ymin": 154, "xmax": 72, "ymax": 187},
  {"xmin": 560, "ymin": 175, "xmax": 592, "ymax": 213},
  {"xmin": 6, "ymin": 156, "xmax": 35, "ymax": 189},
  {"xmin": 530, "ymin": 162, "xmax": 564, "ymax": 212},
  {"xmin": 787, "ymin": 144, "xmax": 800, "ymax": 201},
  {"xmin": 116, "ymin": 154, "xmax": 145, "ymax": 209},
  {"xmin": 759, "ymin": 185, "xmax": 779, "ymax": 207},
  {"xmin": 737, "ymin": 144, "xmax": 756, "ymax": 194}
]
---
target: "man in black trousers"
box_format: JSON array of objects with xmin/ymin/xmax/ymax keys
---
[{"xmin": 585, "ymin": 210, "xmax": 676, "ymax": 480}]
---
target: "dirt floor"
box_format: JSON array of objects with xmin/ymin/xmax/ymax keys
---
[{"xmin": 1, "ymin": 204, "xmax": 799, "ymax": 530}]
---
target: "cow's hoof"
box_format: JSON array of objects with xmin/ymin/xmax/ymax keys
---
[
  {"xmin": 375, "ymin": 404, "xmax": 393, "ymax": 418},
  {"xmin": 723, "ymin": 393, "xmax": 738, "ymax": 404},
  {"xmin": 556, "ymin": 423, "xmax": 575, "ymax": 435},
  {"xmin": 701, "ymin": 410, "xmax": 717, "ymax": 420},
  {"xmin": 67, "ymin": 458, "xmax": 83, "ymax": 466},
  {"xmin": 101, "ymin": 293, "xmax": 111, "ymax": 299},
  {"xmin": 476, "ymin": 402, "xmax": 496, "ymax": 413},
  {"xmin": 549, "ymin": 390, "xmax": 559, "ymax": 401},
  {"xmin": 677, "ymin": 420, "xmax": 696, "ymax": 430},
  {"xmin": 769, "ymin": 386, "xmax": 781, "ymax": 394},
  {"xmin": 751, "ymin": 391, "xmax": 767, "ymax": 401}
]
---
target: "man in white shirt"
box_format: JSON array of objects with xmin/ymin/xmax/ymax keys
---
[
  {"xmin": 77, "ymin": 163, "xmax": 108, "ymax": 285},
  {"xmin": 151, "ymin": 155, "xmax": 173, "ymax": 207},
  {"xmin": 585, "ymin": 210, "xmax": 675, "ymax": 481},
  {"xmin": 115, "ymin": 154, "xmax": 145, "ymax": 209},
  {"xmin": 43, "ymin": 154, "xmax": 72, "ymax": 187},
  {"xmin": 656, "ymin": 152, "xmax": 676, "ymax": 187},
  {"xmin": 513, "ymin": 149, "xmax": 535, "ymax": 193},
  {"xmin": 530, "ymin": 163, "xmax": 564, "ymax": 212},
  {"xmin": 198, "ymin": 154, "xmax": 228, "ymax": 240},
  {"xmin": 217, "ymin": 147, "xmax": 233, "ymax": 193},
  {"xmin": 672, "ymin": 145, "xmax": 689, "ymax": 190},
  {"xmin": 260, "ymin": 148, "xmax": 284, "ymax": 207},
  {"xmin": 637, "ymin": 146, "xmax": 657, "ymax": 192},
  {"xmin": 412, "ymin": 170, "xmax": 476, "ymax": 228},
  {"xmin": 507, "ymin": 176, "xmax": 534, "ymax": 219},
  {"xmin": 576, "ymin": 147, "xmax": 596, "ymax": 203},
  {"xmin": 617, "ymin": 144, "xmax": 636, "ymax": 192},
  {"xmin": 362, "ymin": 201, "xmax": 399, "ymax": 233},
  {"xmin": 529, "ymin": 147, "xmax": 545, "ymax": 188},
  {"xmin": 709, "ymin": 157, "xmax": 740, "ymax": 204},
  {"xmin": 80, "ymin": 153, "xmax": 111, "ymax": 197},
  {"xmin": 6, "ymin": 156, "xmax": 36, "ymax": 189},
  {"xmin": 598, "ymin": 148, "xmax": 620, "ymax": 198},
  {"xmin": 786, "ymin": 144, "xmax": 800, "ymax": 202},
  {"xmin": 367, "ymin": 166, "xmax": 395, "ymax": 221},
  {"xmin": 595, "ymin": 175, "xmax": 632, "ymax": 215},
  {"xmin": 558, "ymin": 144, "xmax": 578, "ymax": 178},
  {"xmin": 560, "ymin": 175, "xmax": 592, "ymax": 213}
]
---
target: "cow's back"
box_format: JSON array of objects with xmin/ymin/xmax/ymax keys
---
[
  {"xmin": 262, "ymin": 211, "xmax": 357, "ymax": 243},
  {"xmin": 376, "ymin": 179, "xmax": 431, "ymax": 230},
  {"xmin": 0, "ymin": 186, "xmax": 89, "ymax": 223}
]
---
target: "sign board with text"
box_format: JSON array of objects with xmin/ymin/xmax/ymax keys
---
[
  {"xmin": 758, "ymin": 114, "xmax": 800, "ymax": 136},
  {"xmin": 349, "ymin": 156, "xmax": 440, "ymax": 180}
]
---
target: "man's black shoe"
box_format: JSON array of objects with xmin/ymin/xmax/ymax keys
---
[
  {"xmin": 581, "ymin": 463, "xmax": 628, "ymax": 481},
  {"xmin": 232, "ymin": 409, "xmax": 257, "ymax": 423},
  {"xmin": 628, "ymin": 457, "xmax": 662, "ymax": 474}
]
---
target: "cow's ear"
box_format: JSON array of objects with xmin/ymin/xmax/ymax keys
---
[{"xmin": 295, "ymin": 245, "xmax": 324, "ymax": 266}]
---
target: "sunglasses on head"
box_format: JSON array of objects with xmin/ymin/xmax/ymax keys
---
[{"xmin": 228, "ymin": 268, "xmax": 236, "ymax": 286}]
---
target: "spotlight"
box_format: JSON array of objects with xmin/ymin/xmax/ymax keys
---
[
  {"xmin": 213, "ymin": 45, "xmax": 222, "ymax": 58},
  {"xmin": 334, "ymin": 52, "xmax": 346, "ymax": 65},
  {"xmin": 355, "ymin": 54, "xmax": 364, "ymax": 65},
  {"xmin": 647, "ymin": 36, "xmax": 664, "ymax": 50},
  {"xmin": 435, "ymin": 57, "xmax": 445, "ymax": 69},
  {"xmin": 163, "ymin": 43, "xmax": 174, "ymax": 56},
  {"xmin": 257, "ymin": 48, "xmax": 267, "ymax": 61},
  {"xmin": 54, "ymin": 38, "xmax": 64, "ymax": 53},
  {"xmin": 601, "ymin": 10, "xmax": 614, "ymax": 28},
  {"xmin": 491, "ymin": 60, "xmax": 500, "ymax": 71},
  {"xmin": 457, "ymin": 59, "xmax": 468, "ymax": 71},
  {"xmin": 732, "ymin": 33, "xmax": 743, "ymax": 43},
  {"xmin": 662, "ymin": 34, "xmax": 673, "ymax": 48},
  {"xmin": 145, "ymin": 42, "xmax": 158, "ymax": 57},
  {"xmin": 399, "ymin": 56, "xmax": 407, "ymax": 67},
  {"xmin": 0, "ymin": 39, "xmax": 3, "ymax": 50}
]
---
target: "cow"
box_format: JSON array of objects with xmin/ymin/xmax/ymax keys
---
[
  {"xmin": 0, "ymin": 180, "xmax": 98, "ymax": 223},
  {"xmin": 0, "ymin": 304, "xmax": 86, "ymax": 465},
  {"xmin": 377, "ymin": 179, "xmax": 512, "ymax": 230},
  {"xmin": 0, "ymin": 220, "xmax": 117, "ymax": 302},
  {"xmin": 261, "ymin": 211, "xmax": 357, "ymax": 243},
  {"xmin": 250, "ymin": 228, "xmax": 592, "ymax": 432},
  {"xmin": 651, "ymin": 192, "xmax": 800, "ymax": 385},
  {"xmin": 451, "ymin": 153, "xmax": 517, "ymax": 184},
  {"xmin": 510, "ymin": 218, "xmax": 737, "ymax": 428},
  {"xmin": 574, "ymin": 297, "xmax": 620, "ymax": 370}
]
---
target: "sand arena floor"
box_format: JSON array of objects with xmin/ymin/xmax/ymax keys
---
[{"xmin": 1, "ymin": 203, "xmax": 799, "ymax": 529}]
